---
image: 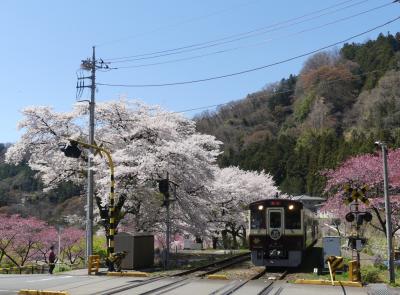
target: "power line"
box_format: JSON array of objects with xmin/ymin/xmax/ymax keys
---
[
  {"xmin": 105, "ymin": 0, "xmax": 368, "ymax": 62},
  {"xmin": 112, "ymin": 1, "xmax": 393, "ymax": 70},
  {"xmin": 106, "ymin": 68, "xmax": 387, "ymax": 118},
  {"xmin": 97, "ymin": 16, "xmax": 400, "ymax": 88},
  {"xmin": 171, "ymin": 69, "xmax": 387, "ymax": 115},
  {"xmin": 95, "ymin": 0, "xmax": 262, "ymax": 47}
]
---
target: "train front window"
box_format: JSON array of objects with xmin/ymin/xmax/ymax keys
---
[
  {"xmin": 269, "ymin": 212, "xmax": 281, "ymax": 228},
  {"xmin": 251, "ymin": 210, "xmax": 264, "ymax": 229},
  {"xmin": 286, "ymin": 209, "xmax": 301, "ymax": 229}
]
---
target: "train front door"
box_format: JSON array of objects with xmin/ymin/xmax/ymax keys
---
[{"xmin": 267, "ymin": 208, "xmax": 283, "ymax": 240}]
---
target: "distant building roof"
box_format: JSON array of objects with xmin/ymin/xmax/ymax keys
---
[
  {"xmin": 290, "ymin": 195, "xmax": 325, "ymax": 202},
  {"xmin": 290, "ymin": 195, "xmax": 325, "ymax": 212}
]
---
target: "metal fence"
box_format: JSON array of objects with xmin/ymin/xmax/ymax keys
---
[{"xmin": 0, "ymin": 262, "xmax": 82, "ymax": 274}]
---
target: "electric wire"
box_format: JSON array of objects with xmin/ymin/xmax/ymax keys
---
[
  {"xmin": 111, "ymin": 68, "xmax": 388, "ymax": 118},
  {"xmin": 112, "ymin": 1, "xmax": 393, "ymax": 70},
  {"xmin": 170, "ymin": 69, "xmax": 387, "ymax": 115},
  {"xmin": 95, "ymin": 0, "xmax": 262, "ymax": 47},
  {"xmin": 97, "ymin": 16, "xmax": 400, "ymax": 88},
  {"xmin": 104, "ymin": 0, "xmax": 367, "ymax": 62}
]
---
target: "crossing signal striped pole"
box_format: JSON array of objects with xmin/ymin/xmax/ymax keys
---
[{"xmin": 63, "ymin": 139, "xmax": 116, "ymax": 267}]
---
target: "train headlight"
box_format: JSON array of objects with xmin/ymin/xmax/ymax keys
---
[
  {"xmin": 258, "ymin": 205, "xmax": 264, "ymax": 210},
  {"xmin": 288, "ymin": 204, "xmax": 295, "ymax": 210}
]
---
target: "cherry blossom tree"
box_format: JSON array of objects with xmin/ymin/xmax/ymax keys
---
[
  {"xmin": 322, "ymin": 149, "xmax": 400, "ymax": 237},
  {"xmin": 60, "ymin": 227, "xmax": 85, "ymax": 264},
  {"xmin": 5, "ymin": 99, "xmax": 222, "ymax": 245},
  {"xmin": 0, "ymin": 214, "xmax": 86, "ymax": 267},
  {"xmin": 208, "ymin": 167, "xmax": 279, "ymax": 248},
  {"xmin": 0, "ymin": 214, "xmax": 51, "ymax": 267},
  {"xmin": 34, "ymin": 227, "xmax": 57, "ymax": 264}
]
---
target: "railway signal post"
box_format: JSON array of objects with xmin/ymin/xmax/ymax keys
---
[
  {"xmin": 158, "ymin": 175, "xmax": 177, "ymax": 269},
  {"xmin": 60, "ymin": 139, "xmax": 116, "ymax": 271},
  {"xmin": 343, "ymin": 184, "xmax": 371, "ymax": 281}
]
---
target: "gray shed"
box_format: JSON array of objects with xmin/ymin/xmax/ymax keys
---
[{"xmin": 114, "ymin": 232, "xmax": 154, "ymax": 269}]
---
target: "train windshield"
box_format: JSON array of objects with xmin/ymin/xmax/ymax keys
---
[
  {"xmin": 285, "ymin": 209, "xmax": 301, "ymax": 229},
  {"xmin": 269, "ymin": 212, "xmax": 281, "ymax": 228},
  {"xmin": 250, "ymin": 210, "xmax": 264, "ymax": 229}
]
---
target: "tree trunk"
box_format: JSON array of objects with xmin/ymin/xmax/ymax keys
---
[
  {"xmin": 221, "ymin": 230, "xmax": 229, "ymax": 249},
  {"xmin": 232, "ymin": 232, "xmax": 238, "ymax": 249},
  {"xmin": 212, "ymin": 236, "xmax": 218, "ymax": 249}
]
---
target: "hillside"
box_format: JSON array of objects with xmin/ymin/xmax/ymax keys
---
[
  {"xmin": 1, "ymin": 33, "xmax": 399, "ymax": 219},
  {"xmin": 0, "ymin": 143, "xmax": 84, "ymax": 224},
  {"xmin": 195, "ymin": 32, "xmax": 400, "ymax": 196}
]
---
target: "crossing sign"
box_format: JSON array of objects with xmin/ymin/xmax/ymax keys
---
[
  {"xmin": 326, "ymin": 255, "xmax": 344, "ymax": 284},
  {"xmin": 343, "ymin": 184, "xmax": 369, "ymax": 205},
  {"xmin": 326, "ymin": 255, "xmax": 344, "ymax": 273}
]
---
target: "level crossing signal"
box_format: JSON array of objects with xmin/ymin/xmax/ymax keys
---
[
  {"xmin": 343, "ymin": 184, "xmax": 369, "ymax": 205},
  {"xmin": 326, "ymin": 255, "xmax": 344, "ymax": 272},
  {"xmin": 345, "ymin": 211, "xmax": 373, "ymax": 224},
  {"xmin": 158, "ymin": 179, "xmax": 169, "ymax": 194}
]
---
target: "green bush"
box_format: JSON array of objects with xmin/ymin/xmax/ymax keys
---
[
  {"xmin": 361, "ymin": 266, "xmax": 383, "ymax": 283},
  {"xmin": 93, "ymin": 236, "xmax": 107, "ymax": 260}
]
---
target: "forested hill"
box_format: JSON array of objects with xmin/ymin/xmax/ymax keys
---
[
  {"xmin": 0, "ymin": 143, "xmax": 83, "ymax": 222},
  {"xmin": 195, "ymin": 32, "xmax": 400, "ymax": 196}
]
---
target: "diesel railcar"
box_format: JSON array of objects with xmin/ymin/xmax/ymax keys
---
[{"xmin": 248, "ymin": 199, "xmax": 318, "ymax": 267}]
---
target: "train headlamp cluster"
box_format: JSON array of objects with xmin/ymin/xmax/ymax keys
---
[
  {"xmin": 269, "ymin": 249, "xmax": 282, "ymax": 257},
  {"xmin": 258, "ymin": 205, "xmax": 264, "ymax": 210},
  {"xmin": 288, "ymin": 204, "xmax": 295, "ymax": 210}
]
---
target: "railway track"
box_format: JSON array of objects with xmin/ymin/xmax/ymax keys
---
[
  {"xmin": 206, "ymin": 268, "xmax": 288, "ymax": 295},
  {"xmin": 95, "ymin": 252, "xmax": 251, "ymax": 295}
]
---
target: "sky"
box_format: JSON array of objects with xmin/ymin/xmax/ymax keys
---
[{"xmin": 0, "ymin": 0, "xmax": 399, "ymax": 143}]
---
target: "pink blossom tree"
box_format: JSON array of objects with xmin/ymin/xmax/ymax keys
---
[
  {"xmin": 60, "ymin": 227, "xmax": 85, "ymax": 264},
  {"xmin": 0, "ymin": 215, "xmax": 51, "ymax": 267},
  {"xmin": 322, "ymin": 149, "xmax": 400, "ymax": 237},
  {"xmin": 34, "ymin": 227, "xmax": 57, "ymax": 264}
]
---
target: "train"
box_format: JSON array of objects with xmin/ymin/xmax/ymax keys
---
[{"xmin": 248, "ymin": 198, "xmax": 318, "ymax": 267}]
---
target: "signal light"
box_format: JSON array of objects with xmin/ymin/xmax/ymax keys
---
[
  {"xmin": 345, "ymin": 212, "xmax": 355, "ymax": 222},
  {"xmin": 288, "ymin": 204, "xmax": 294, "ymax": 210},
  {"xmin": 59, "ymin": 141, "xmax": 82, "ymax": 158},
  {"xmin": 258, "ymin": 205, "xmax": 264, "ymax": 210},
  {"xmin": 345, "ymin": 211, "xmax": 373, "ymax": 224},
  {"xmin": 158, "ymin": 179, "xmax": 169, "ymax": 195},
  {"xmin": 363, "ymin": 212, "xmax": 372, "ymax": 222}
]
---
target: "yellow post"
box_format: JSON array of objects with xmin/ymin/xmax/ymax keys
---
[
  {"xmin": 327, "ymin": 260, "xmax": 335, "ymax": 286},
  {"xmin": 88, "ymin": 255, "xmax": 100, "ymax": 275},
  {"xmin": 349, "ymin": 260, "xmax": 360, "ymax": 282}
]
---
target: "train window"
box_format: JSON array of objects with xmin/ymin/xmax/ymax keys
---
[
  {"xmin": 285, "ymin": 209, "xmax": 301, "ymax": 229},
  {"xmin": 269, "ymin": 212, "xmax": 281, "ymax": 228},
  {"xmin": 250, "ymin": 210, "xmax": 264, "ymax": 229}
]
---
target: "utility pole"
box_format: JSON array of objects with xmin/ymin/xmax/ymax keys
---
[
  {"xmin": 87, "ymin": 46, "xmax": 96, "ymax": 261},
  {"xmin": 78, "ymin": 47, "xmax": 110, "ymax": 263},
  {"xmin": 376, "ymin": 141, "xmax": 395, "ymax": 284},
  {"xmin": 166, "ymin": 173, "xmax": 170, "ymax": 268}
]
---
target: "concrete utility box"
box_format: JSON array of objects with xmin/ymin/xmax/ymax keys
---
[
  {"xmin": 183, "ymin": 239, "xmax": 202, "ymax": 250},
  {"xmin": 115, "ymin": 232, "xmax": 154, "ymax": 269},
  {"xmin": 322, "ymin": 236, "xmax": 341, "ymax": 268}
]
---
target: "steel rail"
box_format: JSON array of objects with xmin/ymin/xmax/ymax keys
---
[
  {"xmin": 198, "ymin": 254, "xmax": 251, "ymax": 277},
  {"xmin": 96, "ymin": 252, "xmax": 250, "ymax": 295},
  {"xmin": 174, "ymin": 252, "xmax": 250, "ymax": 277},
  {"xmin": 214, "ymin": 267, "xmax": 268, "ymax": 295},
  {"xmin": 216, "ymin": 268, "xmax": 287, "ymax": 295}
]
